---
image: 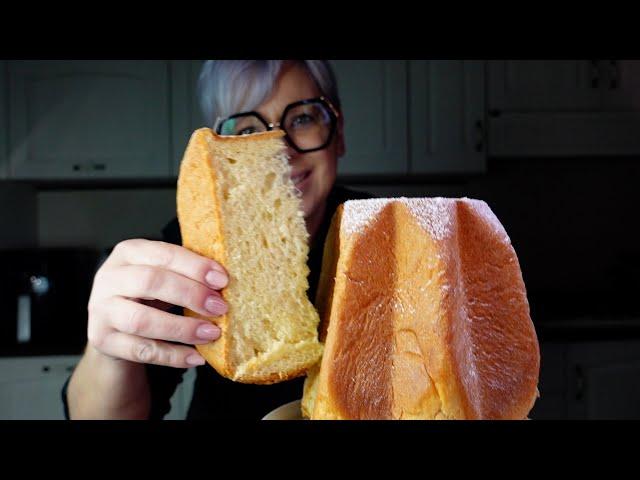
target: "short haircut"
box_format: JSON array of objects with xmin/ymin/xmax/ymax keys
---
[{"xmin": 197, "ymin": 60, "xmax": 341, "ymax": 127}]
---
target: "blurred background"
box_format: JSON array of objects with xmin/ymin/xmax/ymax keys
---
[{"xmin": 1, "ymin": 60, "xmax": 639, "ymax": 420}]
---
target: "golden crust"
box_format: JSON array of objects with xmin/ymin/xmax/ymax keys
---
[
  {"xmin": 177, "ymin": 129, "xmax": 232, "ymax": 377},
  {"xmin": 177, "ymin": 128, "xmax": 317, "ymax": 384},
  {"xmin": 305, "ymin": 199, "xmax": 540, "ymax": 420},
  {"xmin": 314, "ymin": 204, "xmax": 343, "ymax": 342},
  {"xmin": 234, "ymin": 364, "xmax": 311, "ymax": 385}
]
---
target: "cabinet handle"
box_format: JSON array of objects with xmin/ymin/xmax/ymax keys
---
[
  {"xmin": 42, "ymin": 366, "xmax": 50, "ymax": 373},
  {"xmin": 609, "ymin": 60, "xmax": 619, "ymax": 89},
  {"xmin": 73, "ymin": 163, "xmax": 107, "ymax": 172},
  {"xmin": 475, "ymin": 120, "xmax": 484, "ymax": 153},
  {"xmin": 590, "ymin": 60, "xmax": 600, "ymax": 89}
]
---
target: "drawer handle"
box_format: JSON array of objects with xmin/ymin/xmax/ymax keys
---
[
  {"xmin": 42, "ymin": 366, "xmax": 50, "ymax": 373},
  {"xmin": 72, "ymin": 163, "xmax": 107, "ymax": 172}
]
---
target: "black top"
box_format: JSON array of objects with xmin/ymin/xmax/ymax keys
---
[{"xmin": 62, "ymin": 185, "xmax": 372, "ymax": 420}]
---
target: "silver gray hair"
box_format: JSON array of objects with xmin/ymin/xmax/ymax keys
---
[{"xmin": 197, "ymin": 60, "xmax": 341, "ymax": 128}]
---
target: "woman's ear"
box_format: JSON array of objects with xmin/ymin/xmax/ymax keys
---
[{"xmin": 336, "ymin": 115, "xmax": 346, "ymax": 158}]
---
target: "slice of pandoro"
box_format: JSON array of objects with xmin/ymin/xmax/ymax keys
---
[{"xmin": 177, "ymin": 128, "xmax": 323, "ymax": 384}]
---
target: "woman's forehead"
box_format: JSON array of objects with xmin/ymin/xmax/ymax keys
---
[{"xmin": 256, "ymin": 64, "xmax": 321, "ymax": 119}]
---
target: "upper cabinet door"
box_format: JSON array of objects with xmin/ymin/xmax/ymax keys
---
[
  {"xmin": 488, "ymin": 60, "xmax": 640, "ymax": 157},
  {"xmin": 601, "ymin": 60, "xmax": 640, "ymax": 111},
  {"xmin": 488, "ymin": 60, "xmax": 602, "ymax": 112},
  {"xmin": 409, "ymin": 61, "xmax": 486, "ymax": 174},
  {"xmin": 330, "ymin": 60, "xmax": 408, "ymax": 176},
  {"xmin": 8, "ymin": 61, "xmax": 171, "ymax": 180},
  {"xmin": 567, "ymin": 341, "xmax": 640, "ymax": 420},
  {"xmin": 0, "ymin": 61, "xmax": 7, "ymax": 179},
  {"xmin": 592, "ymin": 60, "xmax": 640, "ymax": 155}
]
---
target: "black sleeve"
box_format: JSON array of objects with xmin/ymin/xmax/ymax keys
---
[
  {"xmin": 61, "ymin": 218, "xmax": 188, "ymax": 420},
  {"xmin": 146, "ymin": 348, "xmax": 187, "ymax": 420}
]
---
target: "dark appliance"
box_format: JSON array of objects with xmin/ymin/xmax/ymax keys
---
[{"xmin": 0, "ymin": 248, "xmax": 99, "ymax": 355}]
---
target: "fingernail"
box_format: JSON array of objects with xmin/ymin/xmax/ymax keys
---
[
  {"xmin": 205, "ymin": 270, "xmax": 228, "ymax": 289},
  {"xmin": 211, "ymin": 262, "xmax": 226, "ymax": 273},
  {"xmin": 186, "ymin": 354, "xmax": 205, "ymax": 366},
  {"xmin": 204, "ymin": 295, "xmax": 228, "ymax": 315},
  {"xmin": 196, "ymin": 323, "xmax": 221, "ymax": 340}
]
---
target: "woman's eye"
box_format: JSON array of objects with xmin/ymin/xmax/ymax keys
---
[
  {"xmin": 238, "ymin": 127, "xmax": 257, "ymax": 135},
  {"xmin": 291, "ymin": 114, "xmax": 315, "ymax": 128}
]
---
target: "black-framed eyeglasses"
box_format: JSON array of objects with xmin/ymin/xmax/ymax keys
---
[{"xmin": 214, "ymin": 96, "xmax": 340, "ymax": 153}]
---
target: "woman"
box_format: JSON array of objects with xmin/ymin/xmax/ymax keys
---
[{"xmin": 63, "ymin": 60, "xmax": 372, "ymax": 419}]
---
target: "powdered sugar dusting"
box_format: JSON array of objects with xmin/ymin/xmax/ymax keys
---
[
  {"xmin": 342, "ymin": 198, "xmax": 395, "ymax": 235},
  {"xmin": 342, "ymin": 197, "xmax": 507, "ymax": 244},
  {"xmin": 342, "ymin": 197, "xmax": 455, "ymax": 240},
  {"xmin": 402, "ymin": 197, "xmax": 454, "ymax": 241}
]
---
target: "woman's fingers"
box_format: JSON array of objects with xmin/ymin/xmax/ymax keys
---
[
  {"xmin": 105, "ymin": 239, "xmax": 229, "ymax": 290},
  {"xmin": 100, "ymin": 265, "xmax": 228, "ymax": 317},
  {"xmin": 86, "ymin": 238, "xmax": 229, "ymax": 368},
  {"xmin": 99, "ymin": 297, "xmax": 221, "ymax": 345},
  {"xmin": 97, "ymin": 331, "xmax": 207, "ymax": 368}
]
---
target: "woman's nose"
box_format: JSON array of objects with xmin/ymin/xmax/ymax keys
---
[{"xmin": 285, "ymin": 142, "xmax": 300, "ymax": 162}]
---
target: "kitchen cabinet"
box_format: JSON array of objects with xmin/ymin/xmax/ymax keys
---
[
  {"xmin": 0, "ymin": 355, "xmax": 80, "ymax": 420},
  {"xmin": 529, "ymin": 341, "xmax": 568, "ymax": 420},
  {"xmin": 0, "ymin": 61, "xmax": 7, "ymax": 179},
  {"xmin": 0, "ymin": 355, "xmax": 194, "ymax": 420},
  {"xmin": 566, "ymin": 340, "xmax": 640, "ymax": 420},
  {"xmin": 7, "ymin": 61, "xmax": 172, "ymax": 180},
  {"xmin": 409, "ymin": 60, "xmax": 486, "ymax": 174},
  {"xmin": 488, "ymin": 60, "xmax": 640, "ymax": 156},
  {"xmin": 600, "ymin": 60, "xmax": 640, "ymax": 111},
  {"xmin": 2, "ymin": 60, "xmax": 488, "ymax": 181},
  {"xmin": 330, "ymin": 60, "xmax": 409, "ymax": 176},
  {"xmin": 489, "ymin": 60, "xmax": 601, "ymax": 112},
  {"xmin": 171, "ymin": 60, "xmax": 206, "ymax": 177},
  {"xmin": 164, "ymin": 367, "xmax": 196, "ymax": 420},
  {"xmin": 530, "ymin": 338, "xmax": 640, "ymax": 420}
]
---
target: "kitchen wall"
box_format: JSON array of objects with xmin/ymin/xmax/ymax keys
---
[{"xmin": 37, "ymin": 188, "xmax": 176, "ymax": 250}]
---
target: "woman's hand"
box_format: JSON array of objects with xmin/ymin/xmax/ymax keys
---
[{"xmin": 87, "ymin": 239, "xmax": 228, "ymax": 368}]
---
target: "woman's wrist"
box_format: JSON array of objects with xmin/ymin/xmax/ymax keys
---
[{"xmin": 68, "ymin": 344, "xmax": 151, "ymax": 419}]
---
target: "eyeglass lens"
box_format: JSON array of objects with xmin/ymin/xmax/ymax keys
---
[
  {"xmin": 218, "ymin": 100, "xmax": 334, "ymax": 151},
  {"xmin": 284, "ymin": 103, "xmax": 332, "ymax": 151}
]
